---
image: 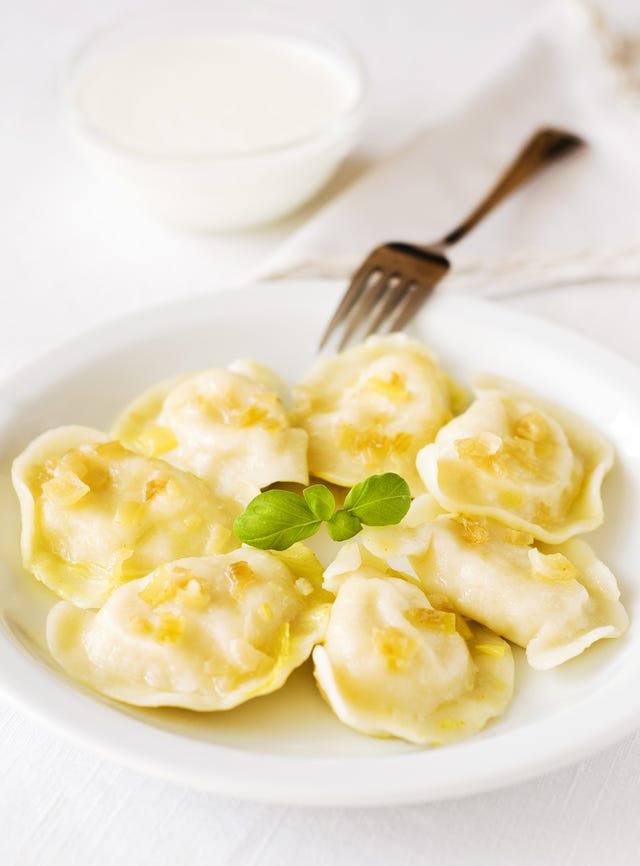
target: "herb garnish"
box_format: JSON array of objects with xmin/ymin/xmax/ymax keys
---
[{"xmin": 233, "ymin": 473, "xmax": 411, "ymax": 550}]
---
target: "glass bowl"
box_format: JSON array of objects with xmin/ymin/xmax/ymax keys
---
[{"xmin": 65, "ymin": 3, "xmax": 367, "ymax": 232}]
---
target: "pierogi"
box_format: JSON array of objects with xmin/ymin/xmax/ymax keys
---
[
  {"xmin": 112, "ymin": 363, "xmax": 308, "ymax": 511},
  {"xmin": 12, "ymin": 427, "xmax": 235, "ymax": 608},
  {"xmin": 291, "ymin": 334, "xmax": 464, "ymax": 494},
  {"xmin": 362, "ymin": 500, "xmax": 628, "ymax": 670},
  {"xmin": 408, "ymin": 514, "xmax": 628, "ymax": 669},
  {"xmin": 47, "ymin": 545, "xmax": 332, "ymax": 710},
  {"xmin": 10, "ymin": 334, "xmax": 629, "ymax": 748},
  {"xmin": 313, "ymin": 544, "xmax": 514, "ymax": 744},
  {"xmin": 417, "ymin": 377, "xmax": 614, "ymax": 543}
]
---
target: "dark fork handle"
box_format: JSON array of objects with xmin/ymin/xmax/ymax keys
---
[{"xmin": 436, "ymin": 128, "xmax": 584, "ymax": 249}]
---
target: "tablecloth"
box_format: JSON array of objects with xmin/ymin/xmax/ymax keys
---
[{"xmin": 1, "ymin": 1, "xmax": 639, "ymax": 863}]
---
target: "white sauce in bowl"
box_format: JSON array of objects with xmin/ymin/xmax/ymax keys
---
[
  {"xmin": 74, "ymin": 33, "xmax": 361, "ymax": 158},
  {"xmin": 67, "ymin": 20, "xmax": 365, "ymax": 231}
]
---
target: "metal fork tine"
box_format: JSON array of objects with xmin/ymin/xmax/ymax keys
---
[
  {"xmin": 318, "ymin": 129, "xmax": 583, "ymax": 353},
  {"xmin": 388, "ymin": 282, "xmax": 437, "ymax": 333},
  {"xmin": 337, "ymin": 271, "xmax": 393, "ymax": 350},
  {"xmin": 318, "ymin": 262, "xmax": 380, "ymax": 350},
  {"xmin": 363, "ymin": 278, "xmax": 413, "ymax": 340}
]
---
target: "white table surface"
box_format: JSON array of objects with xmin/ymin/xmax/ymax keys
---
[{"xmin": 2, "ymin": 1, "xmax": 640, "ymax": 863}]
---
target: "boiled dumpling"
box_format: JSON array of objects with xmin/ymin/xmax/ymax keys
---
[
  {"xmin": 313, "ymin": 544, "xmax": 513, "ymax": 744},
  {"xmin": 12, "ymin": 426, "xmax": 236, "ymax": 608},
  {"xmin": 406, "ymin": 514, "xmax": 628, "ymax": 669},
  {"xmin": 112, "ymin": 364, "xmax": 308, "ymax": 511},
  {"xmin": 291, "ymin": 334, "xmax": 464, "ymax": 494},
  {"xmin": 417, "ymin": 376, "xmax": 614, "ymax": 543},
  {"xmin": 47, "ymin": 545, "xmax": 332, "ymax": 710}
]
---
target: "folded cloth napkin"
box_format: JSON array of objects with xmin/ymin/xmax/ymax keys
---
[{"xmin": 256, "ymin": 0, "xmax": 640, "ymax": 298}]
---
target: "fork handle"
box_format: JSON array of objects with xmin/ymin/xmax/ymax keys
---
[{"xmin": 436, "ymin": 128, "xmax": 584, "ymax": 249}]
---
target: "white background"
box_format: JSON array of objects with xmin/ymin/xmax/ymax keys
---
[{"xmin": 2, "ymin": 1, "xmax": 640, "ymax": 863}]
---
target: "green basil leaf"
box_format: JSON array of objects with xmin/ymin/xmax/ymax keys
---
[
  {"xmin": 233, "ymin": 490, "xmax": 321, "ymax": 550},
  {"xmin": 343, "ymin": 472, "xmax": 411, "ymax": 526},
  {"xmin": 303, "ymin": 484, "xmax": 336, "ymax": 521},
  {"xmin": 326, "ymin": 509, "xmax": 362, "ymax": 542}
]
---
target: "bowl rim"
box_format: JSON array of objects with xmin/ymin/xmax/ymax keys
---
[{"xmin": 62, "ymin": 2, "xmax": 369, "ymax": 164}]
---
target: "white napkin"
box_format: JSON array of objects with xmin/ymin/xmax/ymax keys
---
[{"xmin": 256, "ymin": 0, "xmax": 640, "ymax": 298}]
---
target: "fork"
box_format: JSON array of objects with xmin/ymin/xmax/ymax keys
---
[{"xmin": 319, "ymin": 127, "xmax": 584, "ymax": 350}]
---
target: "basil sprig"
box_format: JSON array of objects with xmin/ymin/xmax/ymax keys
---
[{"xmin": 233, "ymin": 473, "xmax": 411, "ymax": 550}]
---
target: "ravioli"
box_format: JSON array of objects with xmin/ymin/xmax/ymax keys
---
[
  {"xmin": 291, "ymin": 334, "xmax": 464, "ymax": 494},
  {"xmin": 112, "ymin": 364, "xmax": 308, "ymax": 511},
  {"xmin": 12, "ymin": 426, "xmax": 236, "ymax": 608},
  {"xmin": 313, "ymin": 544, "xmax": 514, "ymax": 745},
  {"xmin": 417, "ymin": 377, "xmax": 614, "ymax": 543},
  {"xmin": 407, "ymin": 514, "xmax": 629, "ymax": 669},
  {"xmin": 47, "ymin": 545, "xmax": 333, "ymax": 710}
]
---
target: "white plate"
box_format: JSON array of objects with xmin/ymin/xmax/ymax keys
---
[{"xmin": 0, "ymin": 280, "xmax": 639, "ymax": 806}]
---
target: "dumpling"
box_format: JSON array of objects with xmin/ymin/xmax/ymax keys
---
[
  {"xmin": 12, "ymin": 426, "xmax": 236, "ymax": 608},
  {"xmin": 47, "ymin": 545, "xmax": 333, "ymax": 710},
  {"xmin": 112, "ymin": 363, "xmax": 308, "ymax": 511},
  {"xmin": 291, "ymin": 334, "xmax": 464, "ymax": 494},
  {"xmin": 406, "ymin": 514, "xmax": 628, "ymax": 669},
  {"xmin": 417, "ymin": 376, "xmax": 614, "ymax": 543},
  {"xmin": 313, "ymin": 544, "xmax": 513, "ymax": 745}
]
